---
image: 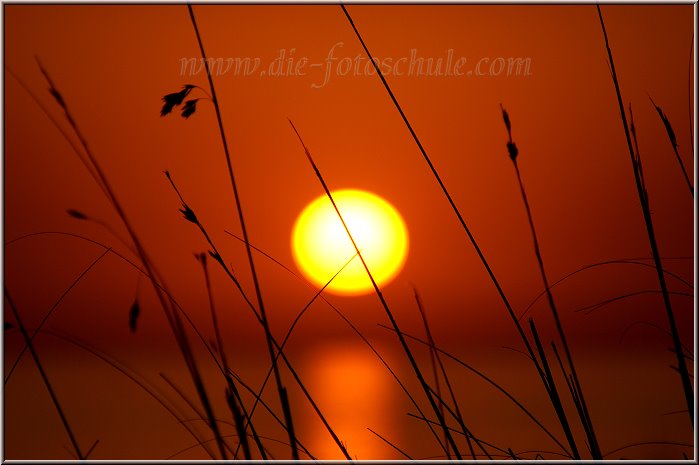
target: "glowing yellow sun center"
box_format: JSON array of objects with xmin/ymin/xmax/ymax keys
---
[{"xmin": 291, "ymin": 189, "xmax": 409, "ymax": 296}]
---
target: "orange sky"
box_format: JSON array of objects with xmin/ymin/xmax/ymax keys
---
[{"xmin": 3, "ymin": 4, "xmax": 695, "ymax": 460}]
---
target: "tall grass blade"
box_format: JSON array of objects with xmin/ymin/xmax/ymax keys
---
[
  {"xmin": 413, "ymin": 286, "xmax": 485, "ymax": 458},
  {"xmin": 367, "ymin": 428, "xmax": 414, "ymax": 459},
  {"xmin": 223, "ymin": 230, "xmax": 451, "ymax": 456},
  {"xmin": 380, "ymin": 323, "xmax": 572, "ymax": 457},
  {"xmin": 649, "ymin": 96, "xmax": 693, "ymax": 197},
  {"xmin": 37, "ymin": 60, "xmax": 229, "ymax": 459},
  {"xmin": 529, "ymin": 319, "xmax": 580, "ymax": 459},
  {"xmin": 186, "ymin": 8, "xmax": 298, "ymax": 456},
  {"xmin": 597, "ymin": 5, "xmax": 694, "ymax": 427},
  {"xmin": 338, "ymin": 8, "xmax": 560, "ymax": 427},
  {"xmin": 4, "ymin": 288, "xmax": 85, "ymax": 460},
  {"xmin": 196, "ymin": 253, "xmax": 257, "ymax": 460},
  {"xmin": 501, "ymin": 104, "xmax": 601, "ymax": 458},
  {"xmin": 289, "ymin": 118, "xmax": 463, "ymax": 459},
  {"xmin": 5, "ymin": 248, "xmax": 110, "ymax": 385},
  {"xmin": 165, "ymin": 172, "xmax": 351, "ymax": 460}
]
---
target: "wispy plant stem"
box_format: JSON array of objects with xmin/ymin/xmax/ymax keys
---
[
  {"xmin": 37, "ymin": 60, "xmax": 229, "ymax": 460},
  {"xmin": 186, "ymin": 5, "xmax": 298, "ymax": 458},
  {"xmin": 413, "ymin": 287, "xmax": 485, "ymax": 458},
  {"xmin": 511, "ymin": 156, "xmax": 601, "ymax": 458},
  {"xmin": 339, "ymin": 3, "xmax": 550, "ymax": 396},
  {"xmin": 5, "ymin": 248, "xmax": 110, "ymax": 385},
  {"xmin": 380, "ymin": 323, "xmax": 572, "ymax": 457},
  {"xmin": 165, "ymin": 173, "xmax": 351, "ymax": 460},
  {"xmin": 223, "ymin": 230, "xmax": 453, "ymax": 457},
  {"xmin": 197, "ymin": 254, "xmax": 258, "ymax": 460},
  {"xmin": 649, "ymin": 97, "xmax": 694, "ymax": 197},
  {"xmin": 289, "ymin": 119, "xmax": 463, "ymax": 459},
  {"xmin": 4, "ymin": 288, "xmax": 85, "ymax": 460},
  {"xmin": 528, "ymin": 319, "xmax": 580, "ymax": 459},
  {"xmin": 500, "ymin": 102, "xmax": 601, "ymax": 458},
  {"xmin": 597, "ymin": 5, "xmax": 694, "ymax": 427}
]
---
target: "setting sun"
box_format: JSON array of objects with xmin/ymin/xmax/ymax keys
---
[{"xmin": 291, "ymin": 189, "xmax": 409, "ymax": 296}]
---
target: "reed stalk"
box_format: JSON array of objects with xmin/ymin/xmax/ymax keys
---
[
  {"xmin": 289, "ymin": 118, "xmax": 464, "ymax": 459},
  {"xmin": 186, "ymin": 6, "xmax": 298, "ymax": 457},
  {"xmin": 597, "ymin": 5, "xmax": 694, "ymax": 427}
]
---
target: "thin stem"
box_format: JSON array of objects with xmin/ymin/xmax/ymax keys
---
[
  {"xmin": 289, "ymin": 119, "xmax": 463, "ymax": 458},
  {"xmin": 37, "ymin": 60, "xmax": 228, "ymax": 459},
  {"xmin": 186, "ymin": 6, "xmax": 298, "ymax": 458},
  {"xmin": 223, "ymin": 230, "xmax": 450, "ymax": 457},
  {"xmin": 196, "ymin": 254, "xmax": 256, "ymax": 460},
  {"xmin": 5, "ymin": 248, "xmax": 111, "ymax": 384},
  {"xmin": 4, "ymin": 288, "xmax": 85, "ymax": 460},
  {"xmin": 511, "ymin": 157, "xmax": 601, "ymax": 458},
  {"xmin": 529, "ymin": 319, "xmax": 580, "ymax": 459},
  {"xmin": 597, "ymin": 4, "xmax": 694, "ymax": 427},
  {"xmin": 649, "ymin": 96, "xmax": 693, "ymax": 197},
  {"xmin": 339, "ymin": 3, "xmax": 550, "ymax": 410},
  {"xmin": 519, "ymin": 257, "xmax": 694, "ymax": 321},
  {"xmin": 368, "ymin": 428, "xmax": 414, "ymax": 460},
  {"xmin": 165, "ymin": 173, "xmax": 351, "ymax": 460},
  {"xmin": 379, "ymin": 323, "xmax": 572, "ymax": 458},
  {"xmin": 413, "ymin": 287, "xmax": 479, "ymax": 459}
]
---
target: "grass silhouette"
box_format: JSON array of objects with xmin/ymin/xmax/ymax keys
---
[
  {"xmin": 3, "ymin": 4, "xmax": 693, "ymax": 461},
  {"xmin": 597, "ymin": 4, "xmax": 694, "ymax": 428}
]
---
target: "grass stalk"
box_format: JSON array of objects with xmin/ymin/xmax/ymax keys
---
[
  {"xmin": 649, "ymin": 97, "xmax": 694, "ymax": 197},
  {"xmin": 337, "ymin": 9, "xmax": 567, "ymax": 438},
  {"xmin": 367, "ymin": 428, "xmax": 414, "ymax": 459},
  {"xmin": 165, "ymin": 172, "xmax": 352, "ymax": 460},
  {"xmin": 519, "ymin": 256, "xmax": 694, "ymax": 321},
  {"xmin": 5, "ymin": 248, "xmax": 110, "ymax": 384},
  {"xmin": 412, "ymin": 287, "xmax": 451, "ymax": 453},
  {"xmin": 379, "ymin": 323, "xmax": 572, "ymax": 457},
  {"xmin": 289, "ymin": 118, "xmax": 464, "ymax": 459},
  {"xmin": 501, "ymin": 103, "xmax": 601, "ymax": 458},
  {"xmin": 42, "ymin": 331, "xmax": 218, "ymax": 459},
  {"xmin": 196, "ymin": 253, "xmax": 257, "ymax": 460},
  {"xmin": 223, "ymin": 230, "xmax": 453, "ymax": 457},
  {"xmin": 36, "ymin": 61, "xmax": 229, "ymax": 459},
  {"xmin": 186, "ymin": 6, "xmax": 298, "ymax": 457},
  {"xmin": 412, "ymin": 287, "xmax": 483, "ymax": 458},
  {"xmin": 597, "ymin": 5, "xmax": 694, "ymax": 427},
  {"xmin": 550, "ymin": 342, "xmax": 595, "ymax": 456},
  {"xmin": 4, "ymin": 288, "xmax": 85, "ymax": 460},
  {"xmin": 528, "ymin": 319, "xmax": 580, "ymax": 459}
]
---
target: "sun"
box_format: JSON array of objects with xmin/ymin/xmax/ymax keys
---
[{"xmin": 291, "ymin": 189, "xmax": 409, "ymax": 296}]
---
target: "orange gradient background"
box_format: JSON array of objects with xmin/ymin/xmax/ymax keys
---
[{"xmin": 3, "ymin": 4, "xmax": 695, "ymax": 460}]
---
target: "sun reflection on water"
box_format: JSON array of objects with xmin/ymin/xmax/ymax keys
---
[{"xmin": 298, "ymin": 340, "xmax": 402, "ymax": 460}]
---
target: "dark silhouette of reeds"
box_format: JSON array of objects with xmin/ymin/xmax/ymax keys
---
[
  {"xmin": 196, "ymin": 252, "xmax": 256, "ymax": 460},
  {"xmin": 185, "ymin": 6, "xmax": 299, "ymax": 458},
  {"xmin": 4, "ymin": 247, "xmax": 111, "ymax": 384},
  {"xmin": 4, "ymin": 289, "xmax": 86, "ymax": 460},
  {"xmin": 340, "ymin": 5, "xmax": 585, "ymax": 459},
  {"xmin": 413, "ymin": 286, "xmax": 489, "ymax": 459},
  {"xmin": 6, "ymin": 5, "xmax": 694, "ymax": 460},
  {"xmin": 379, "ymin": 323, "xmax": 574, "ymax": 458},
  {"xmin": 500, "ymin": 104, "xmax": 601, "ymax": 458},
  {"xmin": 649, "ymin": 96, "xmax": 694, "ymax": 197},
  {"xmin": 36, "ymin": 59, "xmax": 230, "ymax": 459},
  {"xmin": 289, "ymin": 118, "xmax": 471, "ymax": 459},
  {"xmin": 222, "ymin": 230, "xmax": 460, "ymax": 456},
  {"xmin": 164, "ymin": 170, "xmax": 352, "ymax": 460},
  {"xmin": 597, "ymin": 4, "xmax": 694, "ymax": 427}
]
